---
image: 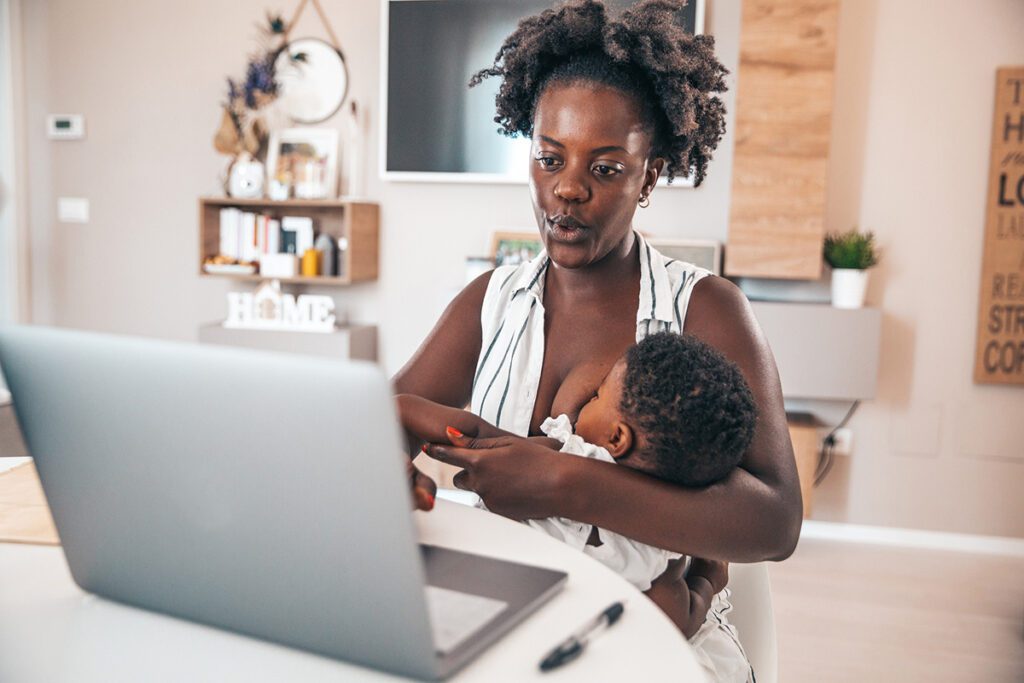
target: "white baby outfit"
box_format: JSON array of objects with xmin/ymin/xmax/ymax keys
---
[
  {"xmin": 530, "ymin": 414, "xmax": 680, "ymax": 591},
  {"xmin": 469, "ymin": 233, "xmax": 753, "ymax": 683}
]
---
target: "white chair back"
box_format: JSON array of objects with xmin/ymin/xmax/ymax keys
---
[{"xmin": 726, "ymin": 563, "xmax": 778, "ymax": 683}]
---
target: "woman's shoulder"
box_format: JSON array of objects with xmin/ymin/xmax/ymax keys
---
[{"xmin": 682, "ymin": 274, "xmax": 766, "ymax": 365}]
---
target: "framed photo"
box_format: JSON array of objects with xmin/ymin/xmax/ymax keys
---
[
  {"xmin": 645, "ymin": 237, "xmax": 722, "ymax": 275},
  {"xmin": 266, "ymin": 128, "xmax": 339, "ymax": 199},
  {"xmin": 491, "ymin": 231, "xmax": 543, "ymax": 267}
]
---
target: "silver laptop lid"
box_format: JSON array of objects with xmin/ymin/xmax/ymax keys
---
[{"xmin": 0, "ymin": 326, "xmax": 441, "ymax": 680}]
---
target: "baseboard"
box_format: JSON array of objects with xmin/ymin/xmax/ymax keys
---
[{"xmin": 800, "ymin": 520, "xmax": 1024, "ymax": 557}]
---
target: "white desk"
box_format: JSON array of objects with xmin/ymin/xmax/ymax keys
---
[{"xmin": 0, "ymin": 500, "xmax": 706, "ymax": 682}]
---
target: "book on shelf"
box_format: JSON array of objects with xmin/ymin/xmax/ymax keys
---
[
  {"xmin": 219, "ymin": 208, "xmax": 241, "ymax": 260},
  {"xmin": 241, "ymin": 212, "xmax": 258, "ymax": 263},
  {"xmin": 214, "ymin": 209, "xmax": 331, "ymax": 273},
  {"xmin": 282, "ymin": 216, "xmax": 315, "ymax": 257}
]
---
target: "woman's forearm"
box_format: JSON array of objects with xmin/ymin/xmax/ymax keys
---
[{"xmin": 557, "ymin": 456, "xmax": 801, "ymax": 563}]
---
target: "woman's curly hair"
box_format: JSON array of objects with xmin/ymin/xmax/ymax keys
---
[{"xmin": 469, "ymin": 0, "xmax": 728, "ymax": 185}]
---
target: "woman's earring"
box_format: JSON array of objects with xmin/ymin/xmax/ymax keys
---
[{"xmin": 638, "ymin": 194, "xmax": 650, "ymax": 209}]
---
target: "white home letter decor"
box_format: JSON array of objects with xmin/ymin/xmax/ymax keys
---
[{"xmin": 224, "ymin": 280, "xmax": 337, "ymax": 333}]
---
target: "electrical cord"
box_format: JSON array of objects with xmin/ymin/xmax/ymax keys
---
[{"xmin": 814, "ymin": 400, "xmax": 860, "ymax": 486}]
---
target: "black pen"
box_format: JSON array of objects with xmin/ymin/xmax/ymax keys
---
[{"xmin": 539, "ymin": 601, "xmax": 625, "ymax": 672}]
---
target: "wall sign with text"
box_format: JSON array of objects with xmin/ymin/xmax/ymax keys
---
[{"xmin": 975, "ymin": 67, "xmax": 1024, "ymax": 385}]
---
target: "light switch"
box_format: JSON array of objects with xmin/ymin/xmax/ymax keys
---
[{"xmin": 57, "ymin": 197, "xmax": 89, "ymax": 223}]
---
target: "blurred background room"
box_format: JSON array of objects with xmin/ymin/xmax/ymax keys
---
[{"xmin": 1, "ymin": 0, "xmax": 1022, "ymax": 680}]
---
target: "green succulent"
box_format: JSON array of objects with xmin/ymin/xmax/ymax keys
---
[{"xmin": 823, "ymin": 229, "xmax": 879, "ymax": 270}]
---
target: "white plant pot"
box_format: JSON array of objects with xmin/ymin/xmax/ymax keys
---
[{"xmin": 831, "ymin": 268, "xmax": 869, "ymax": 309}]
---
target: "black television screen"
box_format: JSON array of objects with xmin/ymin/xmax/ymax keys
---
[{"xmin": 382, "ymin": 0, "xmax": 703, "ymax": 183}]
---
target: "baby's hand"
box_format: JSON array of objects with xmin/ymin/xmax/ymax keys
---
[{"xmin": 687, "ymin": 557, "xmax": 729, "ymax": 594}]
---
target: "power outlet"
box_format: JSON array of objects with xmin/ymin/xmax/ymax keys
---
[{"xmin": 831, "ymin": 428, "xmax": 854, "ymax": 456}]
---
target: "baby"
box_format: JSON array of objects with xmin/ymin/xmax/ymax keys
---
[{"xmin": 397, "ymin": 332, "xmax": 757, "ymax": 637}]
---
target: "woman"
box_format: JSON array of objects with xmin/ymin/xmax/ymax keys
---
[{"xmin": 395, "ymin": 1, "xmax": 801, "ymax": 679}]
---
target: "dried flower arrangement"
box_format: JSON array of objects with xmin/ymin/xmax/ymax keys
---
[{"xmin": 212, "ymin": 13, "xmax": 305, "ymax": 161}]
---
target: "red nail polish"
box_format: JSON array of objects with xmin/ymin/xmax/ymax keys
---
[
  {"xmin": 421, "ymin": 444, "xmax": 429, "ymax": 453},
  {"xmin": 446, "ymin": 426, "xmax": 463, "ymax": 438}
]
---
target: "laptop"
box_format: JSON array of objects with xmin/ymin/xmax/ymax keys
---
[{"xmin": 0, "ymin": 326, "xmax": 567, "ymax": 680}]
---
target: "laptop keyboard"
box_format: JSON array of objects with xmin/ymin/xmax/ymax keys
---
[{"xmin": 424, "ymin": 585, "xmax": 509, "ymax": 655}]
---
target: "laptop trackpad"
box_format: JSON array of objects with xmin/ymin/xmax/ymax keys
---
[
  {"xmin": 425, "ymin": 586, "xmax": 508, "ymax": 654},
  {"xmin": 420, "ymin": 544, "xmax": 567, "ymax": 676}
]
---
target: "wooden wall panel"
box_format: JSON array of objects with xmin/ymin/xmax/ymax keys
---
[{"xmin": 725, "ymin": 0, "xmax": 840, "ymax": 280}]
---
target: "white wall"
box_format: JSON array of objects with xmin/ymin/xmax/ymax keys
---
[
  {"xmin": 17, "ymin": 0, "xmax": 1024, "ymax": 537},
  {"xmin": 18, "ymin": 0, "xmax": 740, "ymax": 362},
  {"xmin": 811, "ymin": 0, "xmax": 1024, "ymax": 537}
]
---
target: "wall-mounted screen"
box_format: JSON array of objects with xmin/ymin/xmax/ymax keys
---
[{"xmin": 382, "ymin": 0, "xmax": 704, "ymax": 184}]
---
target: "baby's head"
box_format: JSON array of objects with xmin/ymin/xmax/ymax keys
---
[{"xmin": 574, "ymin": 333, "xmax": 757, "ymax": 487}]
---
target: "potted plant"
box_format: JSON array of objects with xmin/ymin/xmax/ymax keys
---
[{"xmin": 823, "ymin": 229, "xmax": 879, "ymax": 309}]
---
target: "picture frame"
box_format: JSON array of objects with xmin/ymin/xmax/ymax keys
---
[
  {"xmin": 645, "ymin": 237, "xmax": 722, "ymax": 275},
  {"xmin": 266, "ymin": 128, "xmax": 339, "ymax": 199},
  {"xmin": 490, "ymin": 231, "xmax": 543, "ymax": 267}
]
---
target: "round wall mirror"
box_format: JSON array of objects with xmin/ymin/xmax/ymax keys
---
[{"xmin": 274, "ymin": 38, "xmax": 349, "ymax": 124}]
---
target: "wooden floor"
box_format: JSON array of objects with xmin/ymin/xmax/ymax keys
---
[
  {"xmin": 0, "ymin": 404, "xmax": 27, "ymax": 459},
  {"xmin": 771, "ymin": 538, "xmax": 1024, "ymax": 682}
]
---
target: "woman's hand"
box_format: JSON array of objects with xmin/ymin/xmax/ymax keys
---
[
  {"xmin": 408, "ymin": 460, "xmax": 437, "ymax": 512},
  {"xmin": 423, "ymin": 430, "xmax": 569, "ymax": 520}
]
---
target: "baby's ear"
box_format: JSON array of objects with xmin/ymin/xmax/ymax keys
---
[{"xmin": 606, "ymin": 421, "xmax": 634, "ymax": 459}]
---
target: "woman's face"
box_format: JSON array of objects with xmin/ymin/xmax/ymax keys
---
[{"xmin": 529, "ymin": 82, "xmax": 662, "ymax": 269}]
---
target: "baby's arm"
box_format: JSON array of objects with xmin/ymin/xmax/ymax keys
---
[
  {"xmin": 396, "ymin": 393, "xmax": 510, "ymax": 456},
  {"xmin": 680, "ymin": 558, "xmax": 728, "ymax": 638},
  {"xmin": 397, "ymin": 394, "xmax": 564, "ymax": 453},
  {"xmin": 644, "ymin": 557, "xmax": 729, "ymax": 639}
]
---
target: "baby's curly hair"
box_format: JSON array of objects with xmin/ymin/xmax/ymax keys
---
[
  {"xmin": 620, "ymin": 333, "xmax": 756, "ymax": 487},
  {"xmin": 469, "ymin": 0, "xmax": 728, "ymax": 185}
]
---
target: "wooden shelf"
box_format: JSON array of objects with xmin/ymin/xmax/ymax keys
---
[
  {"xmin": 200, "ymin": 273, "xmax": 352, "ymax": 286},
  {"xmin": 200, "ymin": 197, "xmax": 359, "ymax": 209},
  {"xmin": 198, "ymin": 197, "xmax": 379, "ymax": 286}
]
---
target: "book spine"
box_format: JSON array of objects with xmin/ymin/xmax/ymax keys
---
[
  {"xmin": 268, "ymin": 219, "xmax": 280, "ymax": 254},
  {"xmin": 242, "ymin": 212, "xmax": 257, "ymax": 263},
  {"xmin": 221, "ymin": 208, "xmax": 241, "ymax": 260}
]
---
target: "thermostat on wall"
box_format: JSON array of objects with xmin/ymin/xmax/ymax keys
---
[{"xmin": 47, "ymin": 114, "xmax": 85, "ymax": 140}]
